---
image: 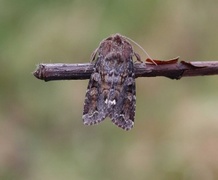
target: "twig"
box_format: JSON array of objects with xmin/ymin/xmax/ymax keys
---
[{"xmin": 33, "ymin": 58, "xmax": 218, "ymax": 81}]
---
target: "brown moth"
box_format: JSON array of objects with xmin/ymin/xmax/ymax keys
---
[{"xmin": 82, "ymin": 33, "xmax": 143, "ymax": 130}]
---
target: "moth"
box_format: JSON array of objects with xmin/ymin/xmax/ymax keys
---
[{"xmin": 82, "ymin": 33, "xmax": 144, "ymax": 130}]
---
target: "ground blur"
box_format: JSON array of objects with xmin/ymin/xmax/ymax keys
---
[{"xmin": 1, "ymin": 0, "xmax": 218, "ymax": 179}]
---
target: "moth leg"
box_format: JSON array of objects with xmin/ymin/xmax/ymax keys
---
[
  {"xmin": 90, "ymin": 47, "xmax": 99, "ymax": 62},
  {"xmin": 134, "ymin": 52, "xmax": 143, "ymax": 63}
]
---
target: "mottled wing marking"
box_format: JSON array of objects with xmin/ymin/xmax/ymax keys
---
[
  {"xmin": 83, "ymin": 33, "xmax": 138, "ymax": 130},
  {"xmin": 110, "ymin": 60, "xmax": 136, "ymax": 130}
]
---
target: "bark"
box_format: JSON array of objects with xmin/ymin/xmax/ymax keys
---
[{"xmin": 33, "ymin": 58, "xmax": 218, "ymax": 81}]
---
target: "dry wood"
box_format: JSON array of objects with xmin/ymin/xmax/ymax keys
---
[{"xmin": 33, "ymin": 58, "xmax": 218, "ymax": 81}]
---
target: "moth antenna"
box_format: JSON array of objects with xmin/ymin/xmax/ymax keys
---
[{"xmin": 123, "ymin": 35, "xmax": 157, "ymax": 65}]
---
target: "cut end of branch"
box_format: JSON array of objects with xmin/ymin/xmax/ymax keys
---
[{"xmin": 33, "ymin": 64, "xmax": 45, "ymax": 80}]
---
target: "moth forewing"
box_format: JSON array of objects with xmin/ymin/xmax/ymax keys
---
[{"xmin": 83, "ymin": 34, "xmax": 139, "ymax": 130}]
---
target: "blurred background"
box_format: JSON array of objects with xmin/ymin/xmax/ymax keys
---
[{"xmin": 1, "ymin": 0, "xmax": 218, "ymax": 179}]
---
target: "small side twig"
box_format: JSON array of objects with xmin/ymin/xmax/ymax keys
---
[{"xmin": 33, "ymin": 58, "xmax": 218, "ymax": 82}]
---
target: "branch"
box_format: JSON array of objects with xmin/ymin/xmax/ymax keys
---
[{"xmin": 33, "ymin": 58, "xmax": 218, "ymax": 81}]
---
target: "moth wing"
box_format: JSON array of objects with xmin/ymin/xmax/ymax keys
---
[
  {"xmin": 110, "ymin": 72, "xmax": 136, "ymax": 131},
  {"xmin": 82, "ymin": 72, "xmax": 107, "ymax": 125}
]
